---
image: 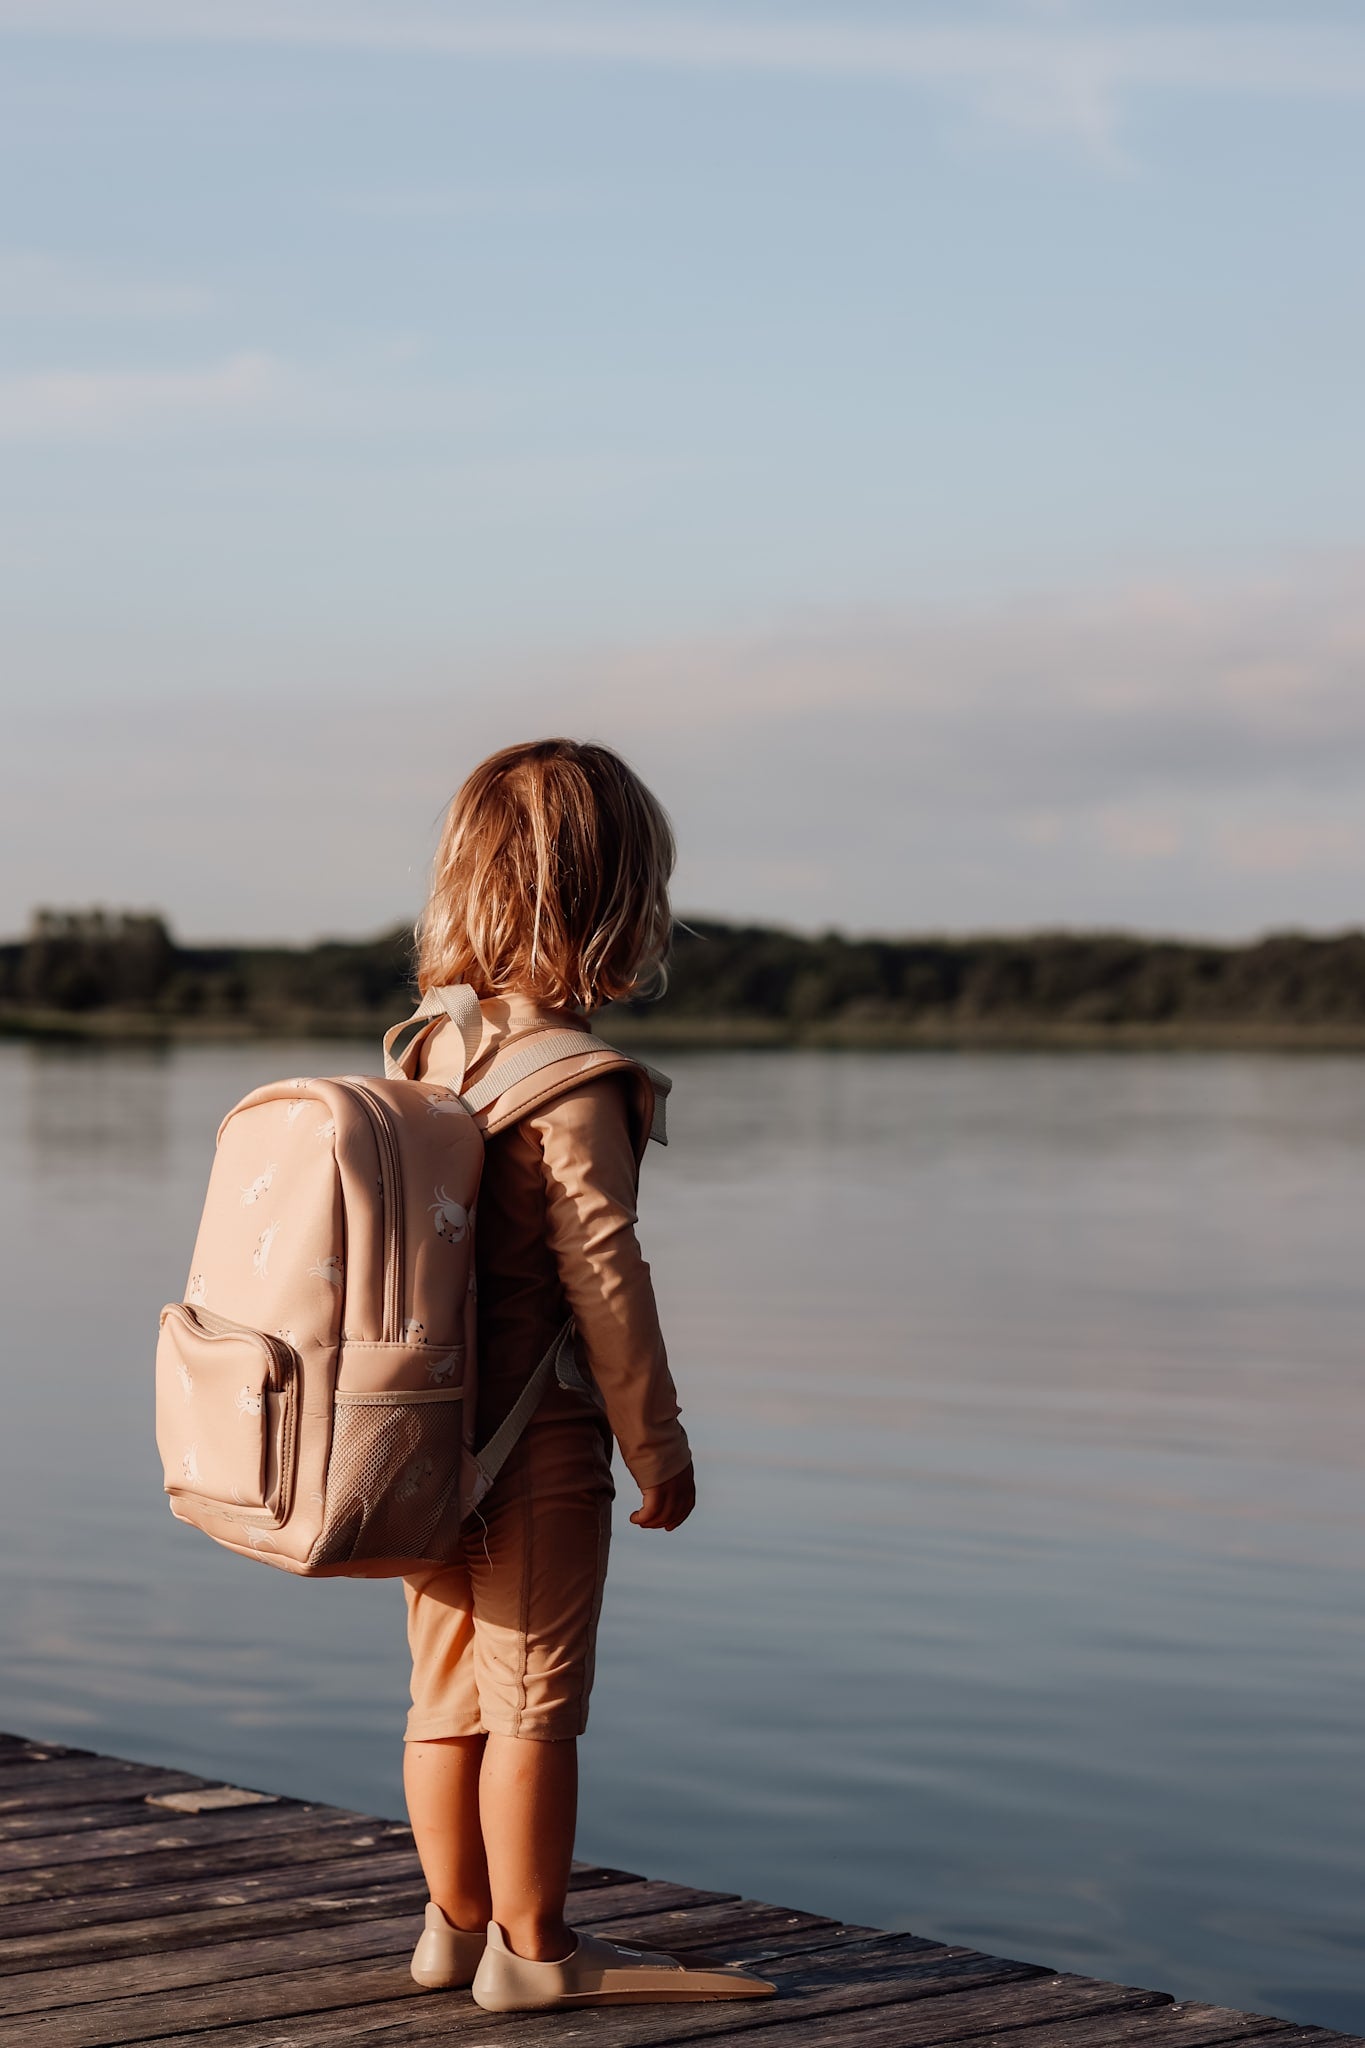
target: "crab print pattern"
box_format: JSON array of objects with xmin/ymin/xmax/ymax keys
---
[
  {"xmin": 235, "ymin": 1385, "xmax": 263, "ymax": 1417},
  {"xmin": 425, "ymin": 1092, "xmax": 464, "ymax": 1117},
  {"xmin": 425, "ymin": 1352, "xmax": 460, "ymax": 1386},
  {"xmin": 187, "ymin": 1273, "xmax": 207, "ymax": 1306},
  {"xmin": 241, "ymin": 1163, "xmax": 277, "ymax": 1207},
  {"xmin": 395, "ymin": 1457, "xmax": 434, "ymax": 1503},
  {"xmin": 429, "ymin": 1187, "xmax": 470, "ymax": 1244},
  {"xmin": 176, "ymin": 1361, "xmax": 194, "ymax": 1400},
  {"xmin": 181, "ymin": 1445, "xmax": 202, "ymax": 1486},
  {"xmin": 314, "ymin": 1118, "xmax": 336, "ymax": 1143},
  {"xmin": 252, "ymin": 1220, "xmax": 281, "ymax": 1277},
  {"xmin": 404, "ymin": 1319, "xmax": 426, "ymax": 1343},
  {"xmin": 308, "ymin": 1254, "xmax": 343, "ymax": 1288},
  {"xmin": 283, "ymin": 1099, "xmax": 307, "ymax": 1127}
]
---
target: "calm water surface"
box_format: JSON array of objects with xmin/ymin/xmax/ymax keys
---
[{"xmin": 2, "ymin": 1042, "xmax": 1364, "ymax": 2030}]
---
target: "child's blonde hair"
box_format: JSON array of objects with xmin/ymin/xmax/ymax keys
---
[{"xmin": 417, "ymin": 739, "xmax": 675, "ymax": 1012}]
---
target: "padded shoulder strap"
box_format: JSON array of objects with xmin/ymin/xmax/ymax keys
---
[
  {"xmin": 382, "ymin": 987, "xmax": 670, "ymax": 1147},
  {"xmin": 475, "ymin": 1040, "xmax": 670, "ymax": 1151}
]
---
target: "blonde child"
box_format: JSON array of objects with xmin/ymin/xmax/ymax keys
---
[{"xmin": 399, "ymin": 739, "xmax": 775, "ymax": 2012}]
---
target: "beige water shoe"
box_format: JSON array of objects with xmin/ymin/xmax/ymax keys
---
[
  {"xmin": 409, "ymin": 1902, "xmax": 487, "ymax": 1988},
  {"xmin": 471, "ymin": 1919, "xmax": 778, "ymax": 2010}
]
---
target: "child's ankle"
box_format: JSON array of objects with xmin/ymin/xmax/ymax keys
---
[
  {"xmin": 502, "ymin": 1917, "xmax": 576, "ymax": 1963},
  {"xmin": 432, "ymin": 1895, "xmax": 492, "ymax": 1935}
]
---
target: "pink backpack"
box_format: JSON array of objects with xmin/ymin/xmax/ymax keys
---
[{"xmin": 154, "ymin": 985, "xmax": 667, "ymax": 1577}]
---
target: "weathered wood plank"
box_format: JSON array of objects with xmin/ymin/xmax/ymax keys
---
[
  {"xmin": 590, "ymin": 1899, "xmax": 843, "ymax": 1955},
  {"xmin": 0, "ymin": 1813, "xmax": 414, "ymax": 1907},
  {"xmin": 0, "ymin": 1761, "xmax": 214, "ymax": 1807},
  {"xmin": 0, "ymin": 1798, "xmax": 387, "ymax": 1877},
  {"xmin": 695, "ymin": 2001, "xmax": 1365, "ymax": 2048},
  {"xmin": 0, "ymin": 1879, "xmax": 731, "ymax": 1985},
  {"xmin": 0, "ymin": 1850, "xmax": 636, "ymax": 1946},
  {"xmin": 13, "ymin": 1945, "xmax": 423, "ymax": 2045},
  {"xmin": 114, "ymin": 1944, "xmax": 1112, "ymax": 2048},
  {"xmin": 0, "ymin": 1907, "xmax": 426, "ymax": 2020},
  {"xmin": 0, "ymin": 1790, "xmax": 242, "ymax": 1846},
  {"xmin": 0, "ymin": 1891, "xmax": 826, "ymax": 2020},
  {"xmin": 0, "ymin": 1740, "xmax": 94, "ymax": 1767},
  {"xmin": 915, "ymin": 2007, "xmax": 1360, "ymax": 2048},
  {"xmin": 0, "ymin": 1849, "xmax": 424, "ymax": 1946}
]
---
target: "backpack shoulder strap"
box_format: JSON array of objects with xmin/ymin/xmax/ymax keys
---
[
  {"xmin": 470, "ymin": 1037, "xmax": 670, "ymax": 1153},
  {"xmin": 382, "ymin": 986, "xmax": 669, "ymax": 1149}
]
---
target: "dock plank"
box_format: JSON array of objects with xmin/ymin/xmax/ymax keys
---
[
  {"xmin": 1, "ymin": 1733, "xmax": 1358, "ymax": 2048},
  {"xmin": 0, "ymin": 1879, "xmax": 732, "ymax": 1983},
  {"xmin": 0, "ymin": 1852, "xmax": 637, "ymax": 1945},
  {"xmin": 56, "ymin": 1933, "xmax": 1037, "ymax": 2048},
  {"xmin": 0, "ymin": 1813, "xmax": 415, "ymax": 1908},
  {"xmin": 0, "ymin": 1761, "xmax": 216, "ymax": 1806}
]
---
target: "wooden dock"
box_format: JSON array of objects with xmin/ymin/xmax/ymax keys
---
[{"xmin": 0, "ymin": 1729, "xmax": 1358, "ymax": 2048}]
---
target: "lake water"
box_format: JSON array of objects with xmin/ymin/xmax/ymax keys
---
[{"xmin": 2, "ymin": 1040, "xmax": 1364, "ymax": 2031}]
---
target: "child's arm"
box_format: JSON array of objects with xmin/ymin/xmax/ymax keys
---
[{"xmin": 523, "ymin": 1075, "xmax": 693, "ymax": 1509}]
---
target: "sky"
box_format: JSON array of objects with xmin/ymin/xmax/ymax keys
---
[{"xmin": 2, "ymin": 1, "xmax": 1363, "ymax": 943}]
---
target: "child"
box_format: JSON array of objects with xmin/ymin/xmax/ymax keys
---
[{"xmin": 399, "ymin": 739, "xmax": 775, "ymax": 2012}]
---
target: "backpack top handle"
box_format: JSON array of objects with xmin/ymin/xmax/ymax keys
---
[{"xmin": 383, "ymin": 983, "xmax": 484, "ymax": 1088}]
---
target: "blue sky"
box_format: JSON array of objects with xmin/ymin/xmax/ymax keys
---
[{"xmin": 2, "ymin": 2, "xmax": 1363, "ymax": 940}]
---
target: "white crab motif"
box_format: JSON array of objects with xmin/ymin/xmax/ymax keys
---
[
  {"xmin": 429, "ymin": 1187, "xmax": 470, "ymax": 1244},
  {"xmin": 176, "ymin": 1361, "xmax": 194, "ymax": 1400},
  {"xmin": 246, "ymin": 1526, "xmax": 277, "ymax": 1552},
  {"xmin": 275, "ymin": 1326, "xmax": 297, "ymax": 1349},
  {"xmin": 235, "ymin": 1385, "xmax": 263, "ymax": 1417},
  {"xmin": 187, "ymin": 1273, "xmax": 207, "ymax": 1306},
  {"xmin": 308, "ymin": 1254, "xmax": 343, "ymax": 1289},
  {"xmin": 252, "ymin": 1220, "xmax": 280, "ymax": 1277},
  {"xmin": 314, "ymin": 1118, "xmax": 336, "ymax": 1143},
  {"xmin": 182, "ymin": 1444, "xmax": 201, "ymax": 1486},
  {"xmin": 394, "ymin": 1457, "xmax": 433, "ymax": 1503},
  {"xmin": 424, "ymin": 1092, "xmax": 464, "ymax": 1117},
  {"xmin": 403, "ymin": 1319, "xmax": 426, "ymax": 1343},
  {"xmin": 426, "ymin": 1352, "xmax": 460, "ymax": 1386},
  {"xmin": 283, "ymin": 1099, "xmax": 307, "ymax": 1127},
  {"xmin": 240, "ymin": 1162, "xmax": 277, "ymax": 1207}
]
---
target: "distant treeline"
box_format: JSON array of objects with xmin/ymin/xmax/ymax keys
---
[{"xmin": 6, "ymin": 907, "xmax": 1365, "ymax": 1045}]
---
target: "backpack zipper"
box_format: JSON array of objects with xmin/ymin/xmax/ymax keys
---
[{"xmin": 338, "ymin": 1080, "xmax": 405, "ymax": 1343}]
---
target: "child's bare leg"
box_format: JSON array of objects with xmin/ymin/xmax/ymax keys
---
[
  {"xmin": 404, "ymin": 1735, "xmax": 492, "ymax": 1931},
  {"xmin": 480, "ymin": 1731, "xmax": 577, "ymax": 1959}
]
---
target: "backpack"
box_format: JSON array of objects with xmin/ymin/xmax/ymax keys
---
[{"xmin": 153, "ymin": 984, "xmax": 668, "ymax": 1578}]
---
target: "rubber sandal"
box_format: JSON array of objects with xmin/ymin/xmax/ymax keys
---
[
  {"xmin": 409, "ymin": 1902, "xmax": 487, "ymax": 1989},
  {"xmin": 471, "ymin": 1920, "xmax": 778, "ymax": 2010}
]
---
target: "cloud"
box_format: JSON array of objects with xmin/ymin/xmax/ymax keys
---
[
  {"xmin": 3, "ymin": 555, "xmax": 1365, "ymax": 940},
  {"xmin": 0, "ymin": 352, "xmax": 284, "ymax": 441},
  {"xmin": 0, "ymin": 250, "xmax": 212, "ymax": 323},
  {"xmin": 2, "ymin": 4, "xmax": 1364, "ymax": 152}
]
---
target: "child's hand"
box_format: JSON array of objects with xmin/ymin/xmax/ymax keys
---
[{"xmin": 630, "ymin": 1461, "xmax": 696, "ymax": 1532}]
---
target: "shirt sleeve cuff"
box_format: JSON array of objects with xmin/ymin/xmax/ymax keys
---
[{"xmin": 623, "ymin": 1432, "xmax": 693, "ymax": 1492}]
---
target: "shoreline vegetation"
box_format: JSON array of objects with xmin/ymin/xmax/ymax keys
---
[{"xmin": 7, "ymin": 908, "xmax": 1365, "ymax": 1052}]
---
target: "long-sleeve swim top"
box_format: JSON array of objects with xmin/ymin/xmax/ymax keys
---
[{"xmin": 418, "ymin": 995, "xmax": 692, "ymax": 1493}]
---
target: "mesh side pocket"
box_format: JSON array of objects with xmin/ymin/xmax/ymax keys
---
[{"xmin": 309, "ymin": 1391, "xmax": 464, "ymax": 1568}]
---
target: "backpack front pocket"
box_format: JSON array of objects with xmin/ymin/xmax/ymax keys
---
[
  {"xmin": 308, "ymin": 1389, "xmax": 465, "ymax": 1567},
  {"xmin": 155, "ymin": 1302, "xmax": 298, "ymax": 1523}
]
